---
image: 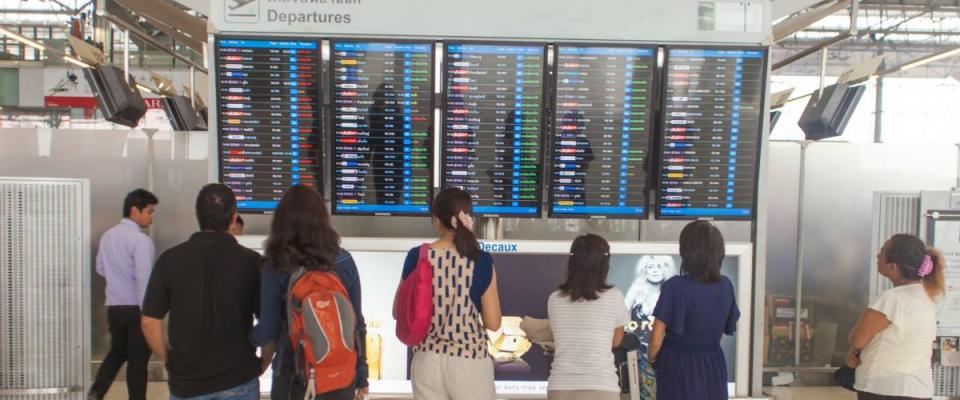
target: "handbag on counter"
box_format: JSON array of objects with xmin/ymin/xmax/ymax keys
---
[{"xmin": 833, "ymin": 365, "xmax": 856, "ymax": 391}]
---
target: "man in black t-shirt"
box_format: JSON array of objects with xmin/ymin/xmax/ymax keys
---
[{"xmin": 141, "ymin": 184, "xmax": 265, "ymax": 399}]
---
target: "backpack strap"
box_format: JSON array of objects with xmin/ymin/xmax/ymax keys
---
[
  {"xmin": 286, "ymin": 266, "xmax": 308, "ymax": 312},
  {"xmin": 418, "ymin": 243, "xmax": 430, "ymax": 264}
]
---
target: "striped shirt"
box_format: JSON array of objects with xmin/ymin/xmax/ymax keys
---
[{"xmin": 547, "ymin": 288, "xmax": 629, "ymax": 392}]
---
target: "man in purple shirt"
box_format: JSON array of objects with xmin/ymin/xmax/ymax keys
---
[{"xmin": 89, "ymin": 189, "xmax": 158, "ymax": 400}]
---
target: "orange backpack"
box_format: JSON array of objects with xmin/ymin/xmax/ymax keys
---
[{"xmin": 286, "ymin": 268, "xmax": 357, "ymax": 394}]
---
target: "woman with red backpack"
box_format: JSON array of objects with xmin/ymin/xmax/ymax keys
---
[
  {"xmin": 393, "ymin": 187, "xmax": 503, "ymax": 400},
  {"xmin": 250, "ymin": 185, "xmax": 369, "ymax": 400}
]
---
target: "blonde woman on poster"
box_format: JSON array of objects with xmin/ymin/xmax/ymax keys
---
[
  {"xmin": 624, "ymin": 256, "xmax": 678, "ymax": 400},
  {"xmin": 625, "ymin": 256, "xmax": 678, "ymax": 320}
]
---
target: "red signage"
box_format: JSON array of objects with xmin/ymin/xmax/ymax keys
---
[{"xmin": 43, "ymin": 96, "xmax": 165, "ymax": 109}]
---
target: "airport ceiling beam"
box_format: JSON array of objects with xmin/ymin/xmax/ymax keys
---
[
  {"xmin": 47, "ymin": 0, "xmax": 79, "ymax": 14},
  {"xmin": 773, "ymin": 7, "xmax": 936, "ymax": 71},
  {"xmin": 773, "ymin": 31, "xmax": 852, "ymax": 70},
  {"xmin": 861, "ymin": 0, "xmax": 959, "ymax": 6},
  {"xmin": 878, "ymin": 46, "xmax": 960, "ymax": 75},
  {"xmin": 104, "ymin": 0, "xmax": 205, "ymax": 54},
  {"xmin": 105, "ymin": 0, "xmax": 205, "ymax": 53},
  {"xmin": 97, "ymin": 11, "xmax": 207, "ymax": 73},
  {"xmin": 774, "ymin": 0, "xmax": 832, "ymax": 20},
  {"xmin": 774, "ymin": 0, "xmax": 853, "ymax": 42},
  {"xmin": 170, "ymin": 0, "xmax": 208, "ymax": 17},
  {"xmin": 0, "ymin": 9, "xmax": 76, "ymax": 14}
]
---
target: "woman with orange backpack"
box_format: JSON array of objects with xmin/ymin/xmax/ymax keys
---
[
  {"xmin": 393, "ymin": 187, "xmax": 503, "ymax": 400},
  {"xmin": 250, "ymin": 185, "xmax": 369, "ymax": 400}
]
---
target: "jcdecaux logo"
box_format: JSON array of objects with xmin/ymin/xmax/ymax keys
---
[{"xmin": 479, "ymin": 242, "xmax": 519, "ymax": 253}]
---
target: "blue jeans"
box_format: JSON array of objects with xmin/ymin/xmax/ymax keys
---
[{"xmin": 169, "ymin": 379, "xmax": 259, "ymax": 400}]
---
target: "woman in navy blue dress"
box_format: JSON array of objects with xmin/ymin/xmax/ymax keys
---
[{"xmin": 647, "ymin": 221, "xmax": 740, "ymax": 400}]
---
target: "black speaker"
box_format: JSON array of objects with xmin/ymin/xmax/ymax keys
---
[
  {"xmin": 161, "ymin": 95, "xmax": 207, "ymax": 131},
  {"xmin": 798, "ymin": 83, "xmax": 866, "ymax": 140},
  {"xmin": 82, "ymin": 65, "xmax": 147, "ymax": 128}
]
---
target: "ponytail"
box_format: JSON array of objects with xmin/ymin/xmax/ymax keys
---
[
  {"xmin": 453, "ymin": 221, "xmax": 481, "ymax": 262},
  {"xmin": 886, "ymin": 234, "xmax": 946, "ymax": 301},
  {"xmin": 923, "ymin": 247, "xmax": 946, "ymax": 300},
  {"xmin": 432, "ymin": 187, "xmax": 482, "ymax": 262}
]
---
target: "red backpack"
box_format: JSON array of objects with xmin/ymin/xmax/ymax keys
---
[
  {"xmin": 287, "ymin": 268, "xmax": 357, "ymax": 394},
  {"xmin": 394, "ymin": 244, "xmax": 434, "ymax": 346}
]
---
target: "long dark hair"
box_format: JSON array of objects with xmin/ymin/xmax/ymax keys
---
[
  {"xmin": 431, "ymin": 187, "xmax": 481, "ymax": 261},
  {"xmin": 558, "ymin": 234, "xmax": 613, "ymax": 302},
  {"xmin": 264, "ymin": 185, "xmax": 341, "ymax": 274},
  {"xmin": 885, "ymin": 234, "xmax": 945, "ymax": 299},
  {"xmin": 679, "ymin": 221, "xmax": 725, "ymax": 283}
]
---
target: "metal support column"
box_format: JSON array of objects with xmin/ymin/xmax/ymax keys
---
[
  {"xmin": 874, "ymin": 49, "xmax": 885, "ymax": 143},
  {"xmin": 793, "ymin": 141, "xmax": 809, "ymax": 366},
  {"xmin": 144, "ymin": 128, "xmax": 157, "ymax": 239},
  {"xmin": 818, "ymin": 48, "xmax": 829, "ymax": 100},
  {"xmin": 955, "ymin": 143, "xmax": 960, "ymax": 190},
  {"xmin": 850, "ymin": 0, "xmax": 859, "ymax": 35},
  {"xmin": 189, "ymin": 66, "xmax": 196, "ymax": 108},
  {"xmin": 122, "ymin": 29, "xmax": 130, "ymax": 83}
]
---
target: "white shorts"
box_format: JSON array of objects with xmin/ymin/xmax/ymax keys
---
[
  {"xmin": 411, "ymin": 351, "xmax": 496, "ymax": 400},
  {"xmin": 547, "ymin": 390, "xmax": 621, "ymax": 400}
]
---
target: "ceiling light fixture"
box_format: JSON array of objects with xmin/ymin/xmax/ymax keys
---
[
  {"xmin": 136, "ymin": 83, "xmax": 158, "ymax": 95},
  {"xmin": 0, "ymin": 27, "xmax": 46, "ymax": 51},
  {"xmin": 883, "ymin": 47, "xmax": 960, "ymax": 75},
  {"xmin": 63, "ymin": 56, "xmax": 92, "ymax": 68}
]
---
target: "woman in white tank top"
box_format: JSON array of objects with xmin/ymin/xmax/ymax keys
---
[{"xmin": 848, "ymin": 234, "xmax": 945, "ymax": 400}]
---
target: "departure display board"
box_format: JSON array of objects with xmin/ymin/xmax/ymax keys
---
[
  {"xmin": 441, "ymin": 43, "xmax": 546, "ymax": 217},
  {"xmin": 215, "ymin": 37, "xmax": 321, "ymax": 212},
  {"xmin": 330, "ymin": 40, "xmax": 434, "ymax": 216},
  {"xmin": 657, "ymin": 47, "xmax": 766, "ymax": 219},
  {"xmin": 549, "ymin": 45, "xmax": 657, "ymax": 218}
]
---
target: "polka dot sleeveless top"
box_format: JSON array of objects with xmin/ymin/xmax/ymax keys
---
[{"xmin": 414, "ymin": 248, "xmax": 489, "ymax": 359}]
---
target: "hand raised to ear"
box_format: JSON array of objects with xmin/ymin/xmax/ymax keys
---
[{"xmin": 457, "ymin": 210, "xmax": 474, "ymax": 231}]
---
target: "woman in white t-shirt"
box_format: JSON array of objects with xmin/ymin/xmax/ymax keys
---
[
  {"xmin": 547, "ymin": 234, "xmax": 629, "ymax": 400},
  {"xmin": 848, "ymin": 234, "xmax": 946, "ymax": 400}
]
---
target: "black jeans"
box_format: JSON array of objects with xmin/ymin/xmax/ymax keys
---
[
  {"xmin": 272, "ymin": 360, "xmax": 354, "ymax": 400},
  {"xmin": 857, "ymin": 391, "xmax": 930, "ymax": 400},
  {"xmin": 90, "ymin": 306, "xmax": 151, "ymax": 400}
]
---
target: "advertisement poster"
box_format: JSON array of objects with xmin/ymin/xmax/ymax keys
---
[
  {"xmin": 616, "ymin": 256, "xmax": 680, "ymax": 399},
  {"xmin": 609, "ymin": 256, "xmax": 740, "ymax": 399},
  {"xmin": 941, "ymin": 337, "xmax": 960, "ymax": 367},
  {"xmin": 351, "ymin": 248, "xmax": 739, "ymax": 397},
  {"xmin": 930, "ymin": 218, "xmax": 960, "ymax": 337}
]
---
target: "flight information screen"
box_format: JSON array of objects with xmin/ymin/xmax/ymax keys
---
[
  {"xmin": 657, "ymin": 48, "xmax": 766, "ymax": 219},
  {"xmin": 215, "ymin": 37, "xmax": 321, "ymax": 212},
  {"xmin": 549, "ymin": 45, "xmax": 657, "ymax": 219},
  {"xmin": 330, "ymin": 40, "xmax": 434, "ymax": 216},
  {"xmin": 441, "ymin": 43, "xmax": 546, "ymax": 217}
]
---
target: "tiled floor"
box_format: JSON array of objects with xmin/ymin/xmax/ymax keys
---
[
  {"xmin": 102, "ymin": 382, "xmax": 857, "ymax": 400},
  {"xmin": 102, "ymin": 382, "xmax": 169, "ymax": 400},
  {"xmin": 764, "ymin": 386, "xmax": 857, "ymax": 400}
]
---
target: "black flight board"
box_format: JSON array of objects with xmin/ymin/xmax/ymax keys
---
[
  {"xmin": 330, "ymin": 41, "xmax": 434, "ymax": 216},
  {"xmin": 442, "ymin": 43, "xmax": 546, "ymax": 217},
  {"xmin": 657, "ymin": 48, "xmax": 766, "ymax": 219},
  {"xmin": 549, "ymin": 46, "xmax": 656, "ymax": 218},
  {"xmin": 215, "ymin": 38, "xmax": 321, "ymax": 212}
]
